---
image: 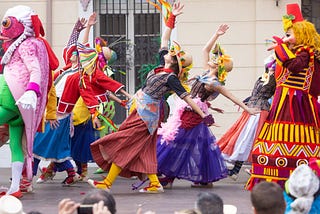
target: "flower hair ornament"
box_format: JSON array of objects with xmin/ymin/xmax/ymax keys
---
[
  {"xmin": 211, "ymin": 44, "xmax": 233, "ymax": 85},
  {"xmin": 169, "ymin": 41, "xmax": 193, "ymax": 80},
  {"xmin": 169, "ymin": 41, "xmax": 193, "ymax": 92},
  {"xmin": 95, "ymin": 37, "xmax": 118, "ymax": 69},
  {"xmin": 95, "ymin": 36, "xmax": 129, "ymax": 77}
]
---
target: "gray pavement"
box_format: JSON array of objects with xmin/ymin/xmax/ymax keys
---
[{"xmin": 0, "ymin": 166, "xmax": 253, "ymax": 214}]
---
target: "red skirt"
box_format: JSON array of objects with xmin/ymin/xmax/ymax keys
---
[{"xmin": 90, "ymin": 110, "xmax": 158, "ymax": 179}]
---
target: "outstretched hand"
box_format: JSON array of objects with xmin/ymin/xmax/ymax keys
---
[
  {"xmin": 171, "ymin": 1, "xmax": 184, "ymax": 16},
  {"xmin": 210, "ymin": 107, "xmax": 224, "ymax": 114},
  {"xmin": 266, "ymin": 36, "xmax": 284, "ymax": 51},
  {"xmin": 215, "ymin": 24, "xmax": 229, "ymax": 36},
  {"xmin": 247, "ymin": 107, "xmax": 261, "ymax": 115},
  {"xmin": 76, "ymin": 18, "xmax": 87, "ymax": 32},
  {"xmin": 87, "ymin": 12, "xmax": 97, "ymax": 27}
]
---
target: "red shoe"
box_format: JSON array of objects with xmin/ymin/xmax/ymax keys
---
[
  {"xmin": 36, "ymin": 167, "xmax": 56, "ymax": 183},
  {"xmin": 62, "ymin": 173, "xmax": 81, "ymax": 186},
  {"xmin": 10, "ymin": 190, "xmax": 23, "ymax": 198},
  {"xmin": 0, "ymin": 190, "xmax": 23, "ymax": 199},
  {"xmin": 20, "ymin": 177, "xmax": 33, "ymax": 193}
]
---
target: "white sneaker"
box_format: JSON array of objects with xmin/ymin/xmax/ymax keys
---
[
  {"xmin": 225, "ymin": 161, "xmax": 235, "ymax": 170},
  {"xmin": 229, "ymin": 174, "xmax": 238, "ymax": 181}
]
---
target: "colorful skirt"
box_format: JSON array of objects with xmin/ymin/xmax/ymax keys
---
[
  {"xmin": 71, "ymin": 119, "xmax": 99, "ymax": 163},
  {"xmin": 157, "ymin": 122, "xmax": 228, "ymax": 183},
  {"xmin": 246, "ymin": 87, "xmax": 320, "ymax": 189},
  {"xmin": 218, "ymin": 110, "xmax": 268, "ymax": 162},
  {"xmin": 33, "ymin": 115, "xmax": 71, "ymax": 162},
  {"xmin": 90, "ymin": 110, "xmax": 158, "ymax": 179}
]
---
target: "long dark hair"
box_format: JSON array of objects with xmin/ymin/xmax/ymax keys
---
[{"xmin": 170, "ymin": 55, "xmax": 180, "ymax": 75}]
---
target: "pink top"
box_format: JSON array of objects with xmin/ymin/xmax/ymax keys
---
[{"xmin": 4, "ymin": 37, "xmax": 49, "ymax": 179}]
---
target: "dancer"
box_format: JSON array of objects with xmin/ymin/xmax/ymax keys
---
[
  {"xmin": 32, "ymin": 18, "xmax": 89, "ymax": 186},
  {"xmin": 65, "ymin": 13, "xmax": 127, "ymax": 180},
  {"xmin": 88, "ymin": 1, "xmax": 215, "ymax": 193},
  {"xmin": 0, "ymin": 5, "xmax": 57, "ymax": 198},
  {"xmin": 156, "ymin": 24, "xmax": 260, "ymax": 188},
  {"xmin": 217, "ymin": 54, "xmax": 276, "ymax": 180},
  {"xmin": 246, "ymin": 3, "xmax": 320, "ymax": 189},
  {"xmin": 37, "ymin": 14, "xmax": 127, "ymax": 183}
]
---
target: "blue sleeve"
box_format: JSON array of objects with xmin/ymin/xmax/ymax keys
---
[
  {"xmin": 167, "ymin": 75, "xmax": 188, "ymax": 99},
  {"xmin": 159, "ymin": 49, "xmax": 168, "ymax": 66}
]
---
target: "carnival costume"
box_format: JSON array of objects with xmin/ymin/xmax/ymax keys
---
[
  {"xmin": 0, "ymin": 5, "xmax": 58, "ymax": 197},
  {"xmin": 217, "ymin": 55, "xmax": 276, "ymax": 179},
  {"xmin": 32, "ymin": 19, "xmax": 90, "ymax": 186},
  {"xmin": 89, "ymin": 40, "xmax": 193, "ymax": 190},
  {"xmin": 88, "ymin": 0, "xmax": 215, "ymax": 193},
  {"xmin": 246, "ymin": 3, "xmax": 320, "ymax": 189},
  {"xmin": 156, "ymin": 45, "xmax": 231, "ymax": 187},
  {"xmin": 57, "ymin": 42, "xmax": 124, "ymax": 116}
]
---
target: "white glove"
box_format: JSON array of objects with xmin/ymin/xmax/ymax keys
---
[{"xmin": 16, "ymin": 90, "xmax": 37, "ymax": 109}]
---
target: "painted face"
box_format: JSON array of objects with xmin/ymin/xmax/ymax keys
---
[
  {"xmin": 208, "ymin": 59, "xmax": 218, "ymax": 70},
  {"xmin": 163, "ymin": 53, "xmax": 175, "ymax": 65},
  {"xmin": 0, "ymin": 16, "xmax": 25, "ymax": 50},
  {"xmin": 283, "ymin": 28, "xmax": 296, "ymax": 49}
]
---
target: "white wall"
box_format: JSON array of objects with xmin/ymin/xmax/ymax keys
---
[{"xmin": 177, "ymin": 0, "xmax": 299, "ymax": 137}]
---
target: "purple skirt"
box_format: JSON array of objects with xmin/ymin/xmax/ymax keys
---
[{"xmin": 157, "ymin": 123, "xmax": 228, "ymax": 183}]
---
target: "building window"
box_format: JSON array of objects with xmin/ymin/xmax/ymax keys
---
[
  {"xmin": 97, "ymin": 0, "xmax": 160, "ymax": 123},
  {"xmin": 302, "ymin": 0, "xmax": 320, "ymax": 33}
]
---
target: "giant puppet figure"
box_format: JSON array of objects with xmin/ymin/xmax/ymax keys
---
[
  {"xmin": 246, "ymin": 3, "xmax": 320, "ymax": 190},
  {"xmin": 0, "ymin": 5, "xmax": 57, "ymax": 198}
]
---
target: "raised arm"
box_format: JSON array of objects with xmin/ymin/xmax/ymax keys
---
[
  {"xmin": 83, "ymin": 12, "xmax": 97, "ymax": 44},
  {"xmin": 160, "ymin": 1, "xmax": 184, "ymax": 49},
  {"xmin": 213, "ymin": 84, "xmax": 260, "ymax": 115},
  {"xmin": 202, "ymin": 24, "xmax": 229, "ymax": 70},
  {"xmin": 62, "ymin": 18, "xmax": 87, "ymax": 66}
]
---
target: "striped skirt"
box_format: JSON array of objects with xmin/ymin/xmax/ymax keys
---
[
  {"xmin": 90, "ymin": 110, "xmax": 158, "ymax": 179},
  {"xmin": 246, "ymin": 87, "xmax": 320, "ymax": 189}
]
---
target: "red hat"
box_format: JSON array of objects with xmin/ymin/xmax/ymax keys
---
[
  {"xmin": 282, "ymin": 3, "xmax": 304, "ymax": 31},
  {"xmin": 286, "ymin": 3, "xmax": 304, "ymax": 23}
]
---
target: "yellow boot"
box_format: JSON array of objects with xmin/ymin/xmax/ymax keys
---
[
  {"xmin": 87, "ymin": 163, "xmax": 121, "ymax": 191},
  {"xmin": 139, "ymin": 174, "xmax": 164, "ymax": 193}
]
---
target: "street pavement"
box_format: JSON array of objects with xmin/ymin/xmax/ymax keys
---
[{"xmin": 0, "ymin": 165, "xmax": 253, "ymax": 214}]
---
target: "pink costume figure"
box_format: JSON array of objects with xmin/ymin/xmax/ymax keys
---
[{"xmin": 0, "ymin": 5, "xmax": 58, "ymax": 198}]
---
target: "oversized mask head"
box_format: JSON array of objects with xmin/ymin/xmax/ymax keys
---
[
  {"xmin": 0, "ymin": 16, "xmax": 25, "ymax": 50},
  {"xmin": 0, "ymin": 5, "xmax": 37, "ymax": 64}
]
